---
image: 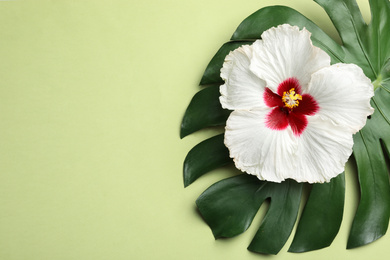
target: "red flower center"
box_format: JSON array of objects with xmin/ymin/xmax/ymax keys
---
[{"xmin": 263, "ymin": 77, "xmax": 319, "ymax": 136}]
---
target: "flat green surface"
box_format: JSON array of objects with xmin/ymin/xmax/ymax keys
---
[{"xmin": 0, "ymin": 0, "xmax": 388, "ymax": 259}]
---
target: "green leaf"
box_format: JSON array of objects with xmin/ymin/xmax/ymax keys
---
[
  {"xmin": 183, "ymin": 134, "xmax": 231, "ymax": 187},
  {"xmin": 289, "ymin": 174, "xmax": 345, "ymax": 252},
  {"xmin": 314, "ymin": 0, "xmax": 366, "ymax": 45},
  {"xmin": 315, "ymin": 0, "xmax": 390, "ymax": 81},
  {"xmin": 313, "ymin": 0, "xmax": 390, "ymax": 248},
  {"xmin": 196, "ymin": 175, "xmax": 302, "ymax": 255},
  {"xmin": 183, "ymin": 0, "xmax": 390, "ymax": 253},
  {"xmin": 200, "ymin": 41, "xmax": 252, "ymax": 86},
  {"xmin": 180, "ymin": 85, "xmax": 231, "ymax": 138},
  {"xmin": 366, "ymin": 0, "xmax": 390, "ymax": 85},
  {"xmin": 314, "ymin": 0, "xmax": 376, "ymax": 79},
  {"xmin": 347, "ymin": 89, "xmax": 390, "ymax": 248},
  {"xmin": 248, "ymin": 180, "xmax": 302, "ymax": 255},
  {"xmin": 367, "ymin": 0, "xmax": 390, "ymax": 73},
  {"xmin": 230, "ymin": 5, "xmax": 345, "ymax": 64},
  {"xmin": 196, "ymin": 175, "xmax": 267, "ymax": 238}
]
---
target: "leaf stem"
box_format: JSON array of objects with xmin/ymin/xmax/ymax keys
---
[{"xmin": 373, "ymin": 74, "xmax": 383, "ymax": 91}]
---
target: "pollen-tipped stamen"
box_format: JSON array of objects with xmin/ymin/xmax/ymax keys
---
[{"xmin": 282, "ymin": 88, "xmax": 302, "ymax": 109}]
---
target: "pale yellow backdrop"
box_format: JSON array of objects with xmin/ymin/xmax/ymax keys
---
[{"xmin": 0, "ymin": 0, "xmax": 388, "ymax": 259}]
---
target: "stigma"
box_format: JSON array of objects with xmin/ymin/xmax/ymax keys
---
[{"xmin": 282, "ymin": 88, "xmax": 302, "ymax": 109}]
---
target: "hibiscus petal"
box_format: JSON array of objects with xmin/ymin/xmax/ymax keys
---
[
  {"xmin": 277, "ymin": 77, "xmax": 302, "ymax": 96},
  {"xmin": 265, "ymin": 107, "xmax": 289, "ymax": 130},
  {"xmin": 250, "ymin": 24, "xmax": 330, "ymax": 93},
  {"xmin": 307, "ymin": 63, "xmax": 374, "ymax": 133},
  {"xmin": 294, "ymin": 94, "xmax": 319, "ymax": 116},
  {"xmin": 263, "ymin": 87, "xmax": 284, "ymax": 107},
  {"xmin": 288, "ymin": 112, "xmax": 308, "ymax": 136},
  {"xmin": 225, "ymin": 109, "xmax": 297, "ymax": 182},
  {"xmin": 220, "ymin": 44, "xmax": 267, "ymax": 110},
  {"xmin": 294, "ymin": 117, "xmax": 354, "ymax": 183}
]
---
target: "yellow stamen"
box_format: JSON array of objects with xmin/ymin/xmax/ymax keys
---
[{"xmin": 282, "ymin": 88, "xmax": 302, "ymax": 109}]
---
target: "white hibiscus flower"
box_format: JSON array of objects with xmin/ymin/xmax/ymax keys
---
[{"xmin": 220, "ymin": 24, "xmax": 374, "ymax": 183}]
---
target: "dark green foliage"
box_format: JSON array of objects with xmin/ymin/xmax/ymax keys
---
[{"xmin": 182, "ymin": 0, "xmax": 390, "ymax": 254}]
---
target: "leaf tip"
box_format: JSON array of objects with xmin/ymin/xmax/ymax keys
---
[
  {"xmin": 347, "ymin": 231, "xmax": 387, "ymax": 249},
  {"xmin": 180, "ymin": 119, "xmax": 190, "ymax": 139},
  {"xmin": 247, "ymin": 244, "xmax": 279, "ymax": 255},
  {"xmin": 287, "ymin": 245, "xmax": 308, "ymax": 253},
  {"xmin": 183, "ymin": 176, "xmax": 191, "ymax": 188},
  {"xmin": 183, "ymin": 159, "xmax": 194, "ymax": 187},
  {"xmin": 179, "ymin": 129, "xmax": 187, "ymax": 139},
  {"xmin": 199, "ymin": 78, "xmax": 206, "ymax": 86}
]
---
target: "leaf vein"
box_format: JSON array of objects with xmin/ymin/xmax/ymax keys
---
[
  {"xmin": 372, "ymin": 97, "xmax": 390, "ymax": 126},
  {"xmin": 358, "ymin": 131, "xmax": 379, "ymax": 206},
  {"xmin": 313, "ymin": 38, "xmax": 344, "ymax": 63},
  {"xmin": 341, "ymin": 1, "xmax": 377, "ymax": 78},
  {"xmin": 379, "ymin": 84, "xmax": 390, "ymax": 93}
]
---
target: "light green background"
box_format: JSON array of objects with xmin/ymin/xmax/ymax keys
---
[{"xmin": 0, "ymin": 0, "xmax": 388, "ymax": 259}]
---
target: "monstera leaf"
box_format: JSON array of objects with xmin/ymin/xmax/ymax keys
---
[{"xmin": 181, "ymin": 0, "xmax": 390, "ymax": 254}]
